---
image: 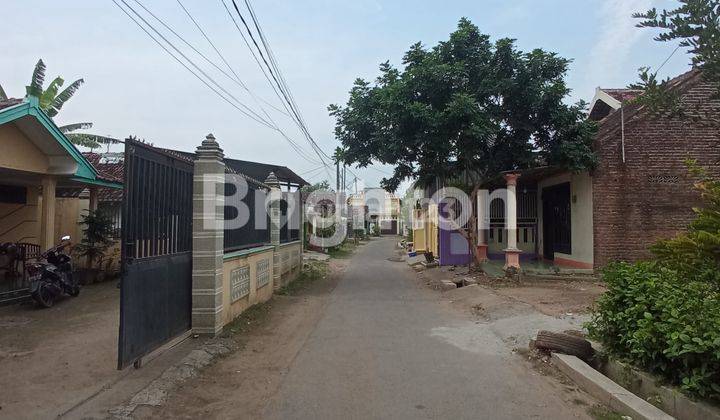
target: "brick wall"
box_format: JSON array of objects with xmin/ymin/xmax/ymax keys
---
[{"xmin": 592, "ymin": 72, "xmax": 720, "ymax": 268}]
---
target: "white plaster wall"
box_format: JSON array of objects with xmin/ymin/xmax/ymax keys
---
[{"xmin": 537, "ymin": 171, "xmax": 594, "ymax": 266}]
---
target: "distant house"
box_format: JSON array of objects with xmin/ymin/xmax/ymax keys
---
[
  {"xmin": 348, "ymin": 188, "xmax": 401, "ymax": 235},
  {"xmin": 480, "ymin": 69, "xmax": 720, "ymax": 270}
]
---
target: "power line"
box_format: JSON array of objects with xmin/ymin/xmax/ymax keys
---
[
  {"xmin": 173, "ymin": 0, "xmax": 289, "ymax": 117},
  {"xmin": 168, "ymin": 0, "xmax": 322, "ymax": 165},
  {"xmin": 245, "ymin": 0, "xmax": 333, "ymax": 162},
  {"xmin": 118, "ymin": 0, "xmax": 274, "ymax": 129},
  {"xmin": 655, "ymin": 44, "xmax": 682, "ymax": 74},
  {"xmin": 298, "ymin": 165, "xmax": 326, "ymax": 176},
  {"xmin": 219, "ymin": 0, "xmax": 331, "ymax": 173},
  {"xmin": 246, "ymin": 0, "xmax": 331, "ymax": 163},
  {"xmin": 115, "ymin": 0, "xmax": 322, "ymax": 165},
  {"xmin": 229, "ymin": 0, "xmax": 332, "ymax": 168},
  {"xmin": 112, "ymin": 0, "xmax": 272, "ymax": 129}
]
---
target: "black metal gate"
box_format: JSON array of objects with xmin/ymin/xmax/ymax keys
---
[{"xmin": 118, "ymin": 139, "xmax": 194, "ymax": 369}]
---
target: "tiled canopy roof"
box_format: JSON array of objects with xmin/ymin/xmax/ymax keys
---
[
  {"xmin": 80, "ymin": 152, "xmax": 124, "ymax": 201},
  {"xmin": 602, "ymin": 88, "xmax": 642, "ymax": 103},
  {"xmin": 0, "ymin": 98, "xmax": 22, "ymax": 111}
]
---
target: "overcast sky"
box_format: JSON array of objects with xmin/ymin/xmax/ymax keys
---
[{"xmin": 2, "ymin": 0, "xmax": 690, "ymax": 194}]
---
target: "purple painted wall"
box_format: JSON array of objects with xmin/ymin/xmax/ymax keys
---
[{"xmin": 438, "ymin": 202, "xmax": 471, "ymax": 266}]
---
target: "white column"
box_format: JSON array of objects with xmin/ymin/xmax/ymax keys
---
[
  {"xmin": 476, "ymin": 191, "xmax": 488, "ymax": 262},
  {"xmin": 504, "ymin": 173, "xmax": 521, "ymax": 270},
  {"xmin": 89, "ymin": 187, "xmax": 99, "ymax": 211}
]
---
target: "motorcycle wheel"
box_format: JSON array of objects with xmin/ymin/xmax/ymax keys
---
[
  {"xmin": 69, "ymin": 285, "xmax": 80, "ymax": 297},
  {"xmin": 33, "ymin": 284, "xmax": 55, "ymax": 308}
]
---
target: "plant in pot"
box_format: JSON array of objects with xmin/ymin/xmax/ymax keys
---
[{"xmin": 74, "ymin": 209, "xmax": 115, "ymax": 284}]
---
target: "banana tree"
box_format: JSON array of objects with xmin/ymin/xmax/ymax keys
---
[{"xmin": 23, "ymin": 59, "xmax": 120, "ymax": 150}]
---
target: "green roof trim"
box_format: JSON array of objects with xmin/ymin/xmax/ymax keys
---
[
  {"xmin": 69, "ymin": 176, "xmax": 123, "ymax": 189},
  {"xmin": 0, "ymin": 97, "xmax": 111, "ymax": 186},
  {"xmin": 223, "ymin": 245, "xmax": 275, "ymax": 261}
]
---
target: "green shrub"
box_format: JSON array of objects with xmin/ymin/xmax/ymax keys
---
[
  {"xmin": 588, "ymin": 162, "xmax": 720, "ymax": 400},
  {"xmin": 589, "ymin": 262, "xmax": 720, "ymax": 399}
]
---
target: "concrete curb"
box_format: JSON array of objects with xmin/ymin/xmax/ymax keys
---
[
  {"xmin": 551, "ymin": 353, "xmax": 675, "ymax": 420},
  {"xmin": 600, "ymin": 358, "xmax": 720, "ymax": 420}
]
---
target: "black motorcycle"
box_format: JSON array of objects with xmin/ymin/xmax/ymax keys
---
[{"xmin": 27, "ymin": 236, "xmax": 80, "ymax": 308}]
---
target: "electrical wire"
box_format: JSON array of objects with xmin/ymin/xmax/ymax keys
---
[
  {"xmin": 118, "ymin": 0, "xmax": 274, "ymax": 129},
  {"xmin": 114, "ymin": 0, "xmax": 322, "ymax": 165},
  {"xmin": 112, "ymin": 0, "xmax": 272, "ymax": 129},
  {"xmin": 228, "ymin": 0, "xmax": 332, "ymax": 169},
  {"xmin": 168, "ymin": 0, "xmax": 322, "ymax": 164},
  {"xmin": 219, "ymin": 0, "xmax": 330, "ymax": 172}
]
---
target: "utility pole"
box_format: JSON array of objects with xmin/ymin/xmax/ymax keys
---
[
  {"xmin": 336, "ymin": 161, "xmax": 340, "ymax": 192},
  {"xmin": 342, "ymin": 166, "xmax": 346, "ymax": 193}
]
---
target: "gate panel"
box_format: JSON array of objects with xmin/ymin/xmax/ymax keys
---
[{"xmin": 118, "ymin": 139, "xmax": 194, "ymax": 369}]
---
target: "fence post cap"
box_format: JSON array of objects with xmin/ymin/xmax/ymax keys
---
[
  {"xmin": 264, "ymin": 172, "xmax": 281, "ymax": 188},
  {"xmin": 196, "ymin": 133, "xmax": 224, "ymax": 160}
]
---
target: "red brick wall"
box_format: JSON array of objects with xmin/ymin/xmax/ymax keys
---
[{"xmin": 592, "ymin": 75, "xmax": 720, "ymax": 269}]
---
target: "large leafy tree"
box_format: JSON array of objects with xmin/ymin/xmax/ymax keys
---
[
  {"xmin": 631, "ymin": 1, "xmax": 720, "ymax": 114},
  {"xmin": 3, "ymin": 59, "xmax": 119, "ymax": 149},
  {"xmin": 329, "ymin": 18, "xmax": 597, "ymax": 193}
]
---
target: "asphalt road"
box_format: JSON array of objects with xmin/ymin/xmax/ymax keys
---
[{"xmin": 263, "ymin": 237, "xmax": 588, "ymax": 419}]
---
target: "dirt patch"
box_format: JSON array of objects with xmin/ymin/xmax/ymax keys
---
[
  {"xmin": 134, "ymin": 258, "xmax": 347, "ymax": 419},
  {"xmin": 489, "ymin": 276, "xmax": 606, "ymax": 317},
  {"xmin": 0, "ymin": 281, "xmax": 120, "ymax": 419}
]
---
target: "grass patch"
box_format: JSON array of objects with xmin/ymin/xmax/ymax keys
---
[
  {"xmin": 276, "ymin": 261, "xmax": 328, "ymax": 296},
  {"xmin": 327, "ymin": 241, "xmax": 357, "ymax": 259},
  {"xmin": 220, "ymin": 299, "xmax": 274, "ymax": 338},
  {"xmin": 587, "ymin": 405, "xmax": 625, "ymax": 420}
]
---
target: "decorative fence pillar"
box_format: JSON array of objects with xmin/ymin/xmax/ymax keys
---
[
  {"xmin": 192, "ymin": 134, "xmax": 225, "ymax": 335},
  {"xmin": 265, "ymin": 172, "xmax": 282, "ymax": 290},
  {"xmin": 476, "ymin": 192, "xmax": 488, "ymax": 263},
  {"xmin": 503, "ymin": 173, "xmax": 521, "ymax": 271}
]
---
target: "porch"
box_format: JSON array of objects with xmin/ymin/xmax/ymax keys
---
[
  {"xmin": 0, "ymin": 96, "xmax": 122, "ymax": 302},
  {"xmin": 478, "ymin": 167, "xmax": 594, "ymax": 273}
]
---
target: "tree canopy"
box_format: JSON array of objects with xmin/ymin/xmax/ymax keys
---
[
  {"xmin": 329, "ymin": 18, "xmax": 597, "ymax": 192},
  {"xmin": 2, "ymin": 59, "xmax": 121, "ymax": 150},
  {"xmin": 631, "ymin": 1, "xmax": 720, "ymax": 114}
]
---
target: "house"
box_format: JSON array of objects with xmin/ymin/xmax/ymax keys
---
[
  {"xmin": 411, "ymin": 191, "xmax": 472, "ymax": 266},
  {"xmin": 0, "ymin": 95, "xmax": 122, "ymax": 299},
  {"xmin": 479, "ymin": 69, "xmax": 720, "ymax": 271},
  {"xmin": 348, "ymin": 188, "xmax": 401, "ymax": 235}
]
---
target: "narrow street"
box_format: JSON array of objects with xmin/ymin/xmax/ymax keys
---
[{"xmin": 141, "ymin": 237, "xmax": 591, "ymax": 419}]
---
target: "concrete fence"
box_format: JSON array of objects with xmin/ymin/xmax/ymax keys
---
[{"xmin": 191, "ymin": 135, "xmax": 303, "ymax": 335}]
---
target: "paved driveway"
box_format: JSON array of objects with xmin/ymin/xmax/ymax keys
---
[{"xmin": 263, "ymin": 237, "xmax": 589, "ymax": 419}]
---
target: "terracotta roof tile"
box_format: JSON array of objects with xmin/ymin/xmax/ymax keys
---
[
  {"xmin": 82, "ymin": 152, "xmax": 124, "ymax": 201},
  {"xmin": 602, "ymin": 88, "xmax": 642, "ymax": 103},
  {"xmin": 0, "ymin": 98, "xmax": 23, "ymax": 111}
]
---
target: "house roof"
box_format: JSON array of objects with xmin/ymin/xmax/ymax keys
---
[
  {"xmin": 0, "ymin": 96, "xmax": 121, "ymax": 189},
  {"xmin": 157, "ymin": 147, "xmax": 308, "ymax": 187},
  {"xmin": 595, "ymin": 69, "xmax": 702, "ymax": 139},
  {"xmin": 0, "ymin": 98, "xmax": 23, "ymax": 111},
  {"xmin": 588, "ymin": 88, "xmax": 643, "ymax": 121},
  {"xmin": 224, "ymin": 158, "xmax": 309, "ymax": 187},
  {"xmin": 603, "ymin": 88, "xmax": 642, "ymax": 103},
  {"xmin": 80, "ymin": 153, "xmax": 125, "ymax": 201}
]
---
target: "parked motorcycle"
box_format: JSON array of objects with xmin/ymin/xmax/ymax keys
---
[{"xmin": 27, "ymin": 236, "xmax": 80, "ymax": 308}]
